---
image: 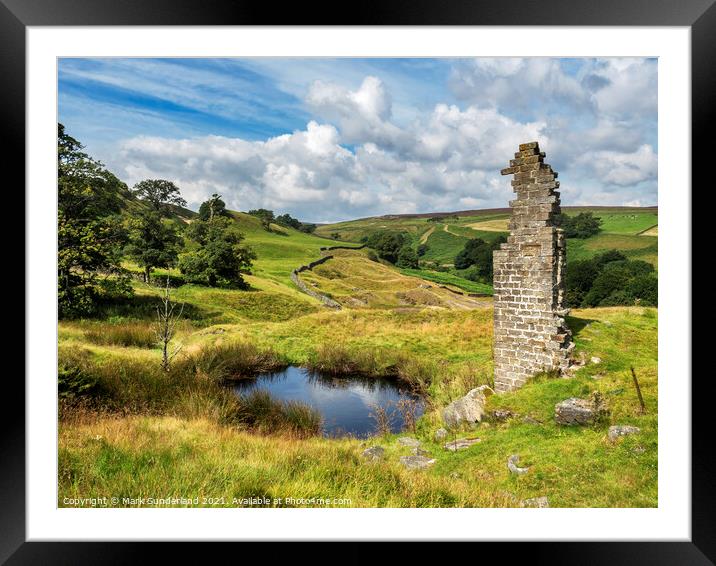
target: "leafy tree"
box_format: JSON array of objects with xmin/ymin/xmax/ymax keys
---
[
  {"xmin": 625, "ymin": 274, "xmax": 658, "ymax": 306},
  {"xmin": 179, "ymin": 216, "xmax": 256, "ymax": 287},
  {"xmin": 417, "ymin": 243, "xmax": 429, "ymax": 257},
  {"xmin": 58, "ymin": 123, "xmax": 130, "ymax": 318},
  {"xmin": 275, "ymin": 213, "xmax": 302, "ymax": 230},
  {"xmin": 396, "ymin": 246, "xmax": 419, "ymax": 269},
  {"xmin": 298, "ymin": 223, "xmax": 317, "ymax": 234},
  {"xmin": 198, "ymin": 193, "xmax": 229, "ymax": 221},
  {"xmin": 125, "ymin": 210, "xmax": 183, "ymax": 282},
  {"xmin": 132, "ymin": 179, "xmax": 187, "ymax": 213},
  {"xmin": 454, "ymin": 236, "xmax": 506, "ymax": 280},
  {"xmin": 556, "ymin": 212, "xmax": 602, "ymax": 239},
  {"xmin": 248, "ymin": 208, "xmax": 275, "ymax": 231},
  {"xmin": 365, "ymin": 231, "xmax": 408, "ymax": 264},
  {"xmin": 565, "ymin": 249, "xmax": 657, "ymax": 308}
]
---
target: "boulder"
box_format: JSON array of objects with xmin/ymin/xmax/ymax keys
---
[
  {"xmin": 491, "ymin": 409, "xmax": 514, "ymax": 422},
  {"xmin": 434, "ymin": 428, "xmax": 448, "ymax": 441},
  {"xmin": 397, "ymin": 436, "xmax": 421, "ymax": 448},
  {"xmin": 507, "ymin": 454, "xmax": 530, "ymax": 475},
  {"xmin": 590, "ymin": 356, "xmax": 602, "ymax": 364},
  {"xmin": 520, "ymin": 496, "xmax": 550, "ymax": 508},
  {"xmin": 400, "ymin": 455, "xmax": 436, "ymax": 470},
  {"xmin": 413, "ymin": 447, "xmax": 431, "ymax": 457},
  {"xmin": 554, "ymin": 397, "xmax": 598, "ymax": 426},
  {"xmin": 442, "ymin": 385, "xmax": 494, "ymax": 427},
  {"xmin": 443, "ymin": 438, "xmax": 481, "ymax": 452},
  {"xmin": 608, "ymin": 425, "xmax": 640, "ymax": 441},
  {"xmin": 361, "ymin": 446, "xmax": 385, "ymax": 461}
]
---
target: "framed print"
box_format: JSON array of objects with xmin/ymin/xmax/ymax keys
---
[{"xmin": 7, "ymin": 0, "xmax": 712, "ymax": 561}]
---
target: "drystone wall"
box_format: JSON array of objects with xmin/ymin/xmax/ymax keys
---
[
  {"xmin": 291, "ymin": 255, "xmax": 342, "ymax": 309},
  {"xmin": 492, "ymin": 141, "xmax": 574, "ymax": 392}
]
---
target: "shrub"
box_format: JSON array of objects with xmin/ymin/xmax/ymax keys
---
[
  {"xmin": 58, "ymin": 363, "xmax": 98, "ymax": 400},
  {"xmin": 396, "ymin": 246, "xmax": 419, "ymax": 269}
]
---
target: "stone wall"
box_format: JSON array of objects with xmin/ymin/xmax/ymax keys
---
[
  {"xmin": 291, "ymin": 255, "xmax": 342, "ymax": 309},
  {"xmin": 492, "ymin": 142, "xmax": 574, "ymax": 392}
]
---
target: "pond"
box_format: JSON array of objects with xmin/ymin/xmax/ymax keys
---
[{"xmin": 233, "ymin": 366, "xmax": 425, "ymax": 438}]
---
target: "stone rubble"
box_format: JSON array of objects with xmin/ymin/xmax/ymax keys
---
[
  {"xmin": 400, "ymin": 455, "xmax": 436, "ymax": 470},
  {"xmin": 608, "ymin": 425, "xmax": 641, "ymax": 441},
  {"xmin": 361, "ymin": 446, "xmax": 385, "ymax": 461},
  {"xmin": 507, "ymin": 454, "xmax": 530, "ymax": 475},
  {"xmin": 443, "ymin": 438, "xmax": 481, "ymax": 452},
  {"xmin": 520, "ymin": 496, "xmax": 550, "ymax": 508},
  {"xmin": 442, "ymin": 385, "xmax": 494, "ymax": 427}
]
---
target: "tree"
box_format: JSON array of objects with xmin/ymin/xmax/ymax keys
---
[
  {"xmin": 58, "ymin": 123, "xmax": 130, "ymax": 317},
  {"xmin": 556, "ymin": 212, "xmax": 603, "ymax": 239},
  {"xmin": 198, "ymin": 193, "xmax": 229, "ymax": 221},
  {"xmin": 396, "ymin": 246, "xmax": 419, "ymax": 269},
  {"xmin": 365, "ymin": 231, "xmax": 407, "ymax": 264},
  {"xmin": 417, "ymin": 243, "xmax": 429, "ymax": 257},
  {"xmin": 125, "ymin": 210, "xmax": 183, "ymax": 282},
  {"xmin": 179, "ymin": 216, "xmax": 256, "ymax": 287},
  {"xmin": 275, "ymin": 213, "xmax": 302, "ymax": 230},
  {"xmin": 153, "ymin": 278, "xmax": 184, "ymax": 371},
  {"xmin": 454, "ymin": 236, "xmax": 506, "ymax": 280},
  {"xmin": 248, "ymin": 208, "xmax": 275, "ymax": 231},
  {"xmin": 132, "ymin": 179, "xmax": 187, "ymax": 213}
]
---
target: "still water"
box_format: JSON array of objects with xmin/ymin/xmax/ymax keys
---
[{"xmin": 233, "ymin": 366, "xmax": 424, "ymax": 438}]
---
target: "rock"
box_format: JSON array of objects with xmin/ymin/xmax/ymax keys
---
[
  {"xmin": 633, "ymin": 446, "xmax": 646, "ymax": 454},
  {"xmin": 608, "ymin": 425, "xmax": 640, "ymax": 441},
  {"xmin": 443, "ymin": 438, "xmax": 481, "ymax": 452},
  {"xmin": 397, "ymin": 436, "xmax": 421, "ymax": 448},
  {"xmin": 400, "ymin": 455, "xmax": 436, "ymax": 470},
  {"xmin": 555, "ymin": 397, "xmax": 598, "ymax": 426},
  {"xmin": 520, "ymin": 496, "xmax": 550, "ymax": 508},
  {"xmin": 449, "ymin": 471, "xmax": 461, "ymax": 479},
  {"xmin": 507, "ymin": 454, "xmax": 530, "ymax": 475},
  {"xmin": 590, "ymin": 356, "xmax": 602, "ymax": 364},
  {"xmin": 442, "ymin": 385, "xmax": 494, "ymax": 427},
  {"xmin": 413, "ymin": 447, "xmax": 430, "ymax": 456},
  {"xmin": 361, "ymin": 446, "xmax": 385, "ymax": 461},
  {"xmin": 491, "ymin": 409, "xmax": 514, "ymax": 422},
  {"xmin": 522, "ymin": 415, "xmax": 542, "ymax": 425},
  {"xmin": 434, "ymin": 428, "xmax": 448, "ymax": 441}
]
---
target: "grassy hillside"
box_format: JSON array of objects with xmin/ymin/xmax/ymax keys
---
[
  {"xmin": 59, "ymin": 201, "xmax": 658, "ymax": 509},
  {"xmin": 317, "ymin": 206, "xmax": 658, "ymax": 269},
  {"xmin": 59, "ymin": 306, "xmax": 657, "ymax": 508}
]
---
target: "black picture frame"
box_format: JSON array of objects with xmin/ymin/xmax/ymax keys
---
[{"xmin": 6, "ymin": 0, "xmax": 710, "ymax": 562}]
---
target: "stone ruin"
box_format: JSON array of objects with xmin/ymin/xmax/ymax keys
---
[{"xmin": 492, "ymin": 142, "xmax": 574, "ymax": 392}]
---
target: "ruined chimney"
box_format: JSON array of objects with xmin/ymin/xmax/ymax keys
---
[{"xmin": 492, "ymin": 141, "xmax": 574, "ymax": 392}]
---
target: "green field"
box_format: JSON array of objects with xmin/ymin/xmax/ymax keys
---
[
  {"xmin": 59, "ymin": 204, "xmax": 658, "ymax": 508},
  {"xmin": 317, "ymin": 206, "xmax": 658, "ymax": 271}
]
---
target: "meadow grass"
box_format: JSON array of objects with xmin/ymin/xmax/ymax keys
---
[
  {"xmin": 399, "ymin": 268, "xmax": 493, "ymax": 295},
  {"xmin": 58, "ymin": 305, "xmax": 657, "ymax": 507}
]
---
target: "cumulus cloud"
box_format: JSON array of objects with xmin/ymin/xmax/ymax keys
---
[{"xmin": 106, "ymin": 59, "xmax": 657, "ymax": 221}]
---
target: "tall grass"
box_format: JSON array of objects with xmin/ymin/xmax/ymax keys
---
[
  {"xmin": 178, "ymin": 342, "xmax": 287, "ymax": 383},
  {"xmin": 84, "ymin": 322, "xmax": 157, "ymax": 348},
  {"xmin": 226, "ymin": 389, "xmax": 322, "ymax": 437},
  {"xmin": 305, "ymin": 343, "xmax": 436, "ymax": 394},
  {"xmin": 58, "ymin": 341, "xmax": 288, "ymax": 423}
]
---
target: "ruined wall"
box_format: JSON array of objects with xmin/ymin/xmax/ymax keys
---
[{"xmin": 492, "ymin": 142, "xmax": 573, "ymax": 392}]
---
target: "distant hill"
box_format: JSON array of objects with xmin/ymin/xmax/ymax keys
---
[{"xmin": 315, "ymin": 206, "xmax": 658, "ymax": 268}]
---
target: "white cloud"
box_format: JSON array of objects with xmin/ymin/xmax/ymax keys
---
[{"xmin": 111, "ymin": 65, "xmax": 657, "ymax": 221}]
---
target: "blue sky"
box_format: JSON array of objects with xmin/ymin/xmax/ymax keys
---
[{"xmin": 59, "ymin": 57, "xmax": 657, "ymax": 223}]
